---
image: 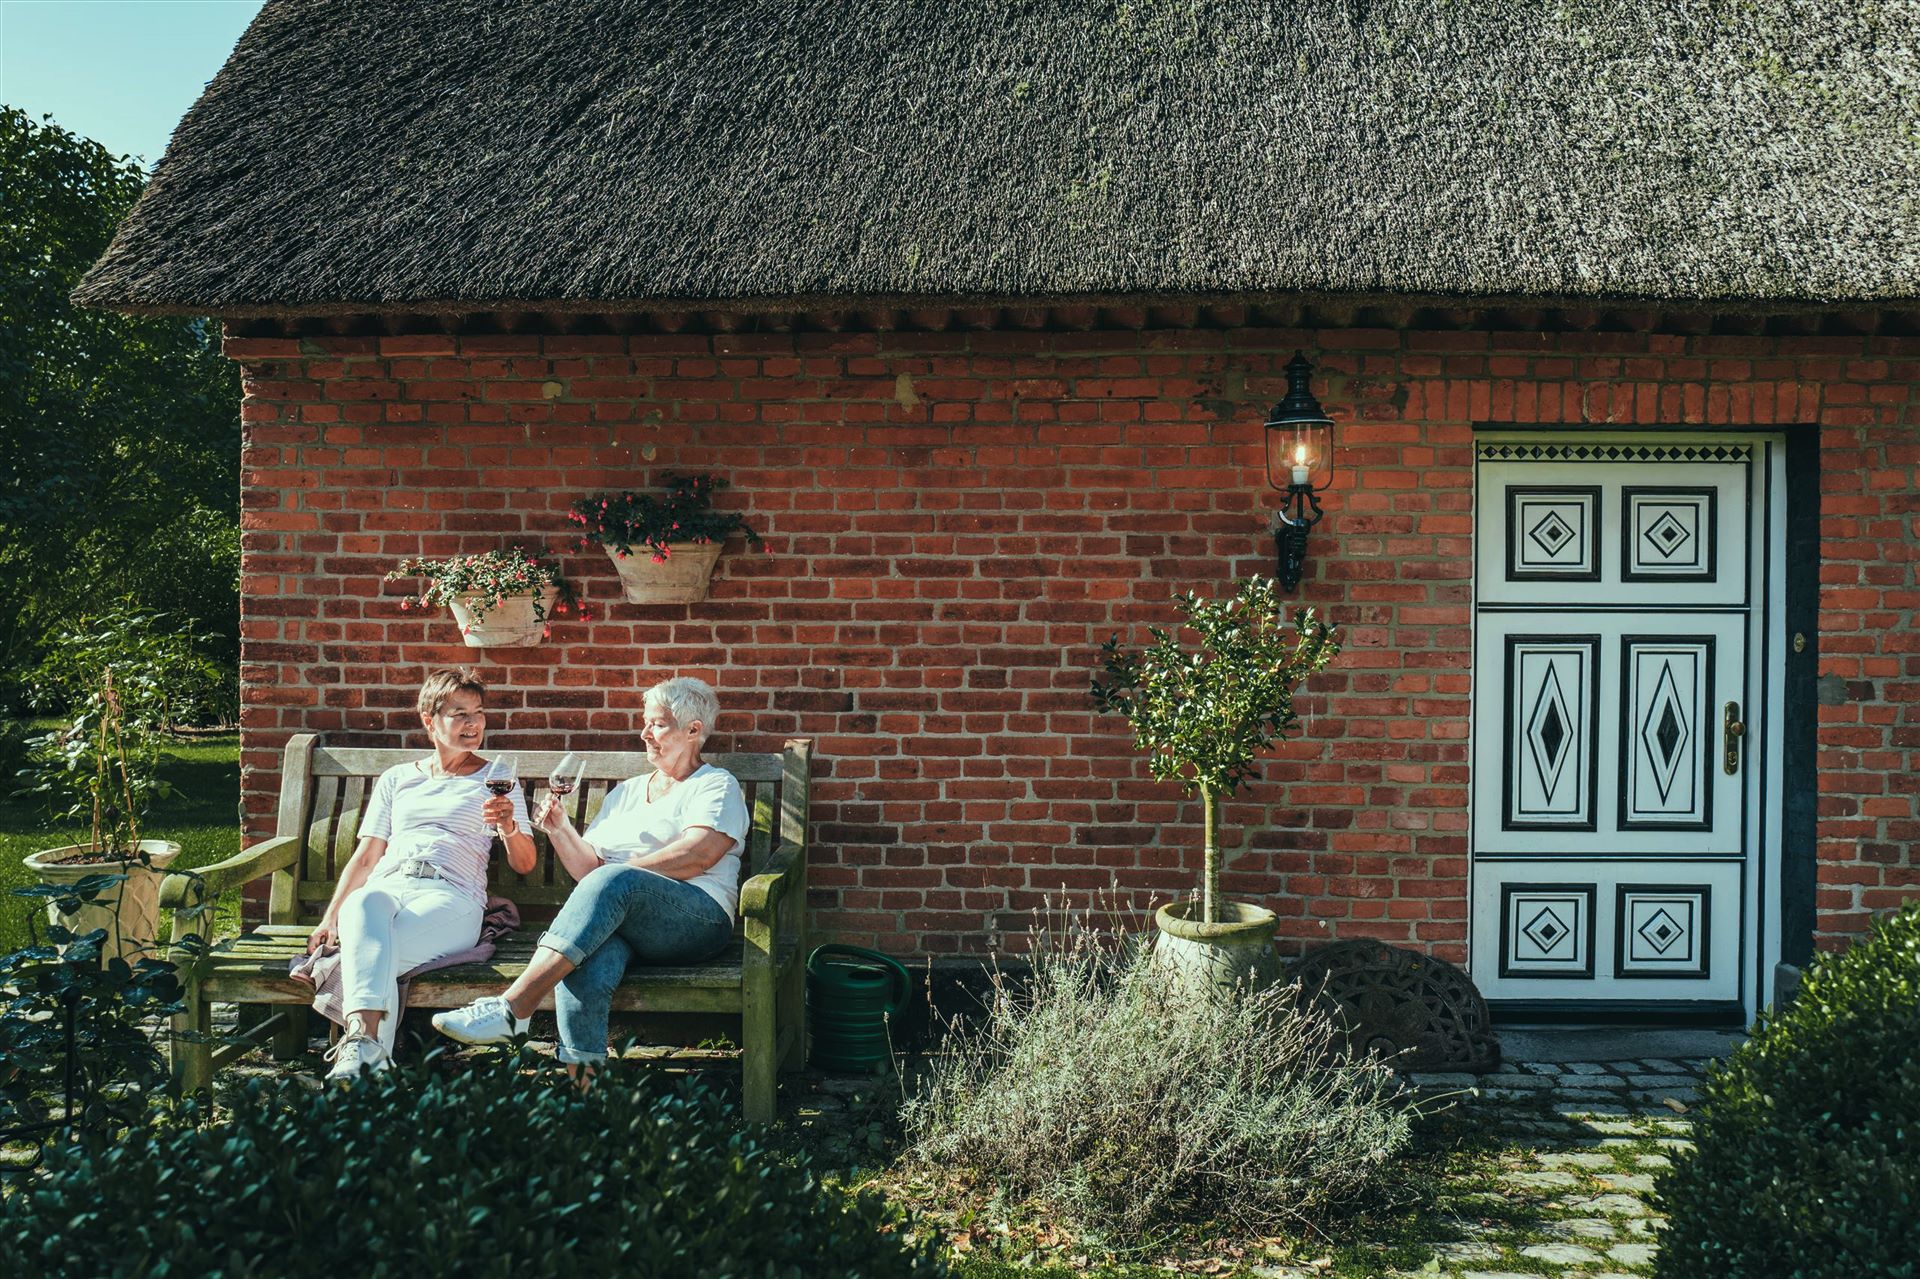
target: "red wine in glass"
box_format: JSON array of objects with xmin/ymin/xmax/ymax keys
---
[
  {"xmin": 483, "ymin": 756, "xmax": 519, "ymax": 836},
  {"xmin": 548, "ymin": 751, "xmax": 582, "ymax": 798}
]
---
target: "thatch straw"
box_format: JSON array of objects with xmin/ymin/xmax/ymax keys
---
[{"xmin": 76, "ymin": 0, "xmax": 1920, "ymax": 316}]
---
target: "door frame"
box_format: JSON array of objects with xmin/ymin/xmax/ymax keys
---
[{"xmin": 1467, "ymin": 425, "xmax": 1820, "ymax": 1024}]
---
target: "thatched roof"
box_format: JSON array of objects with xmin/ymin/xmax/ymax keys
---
[{"xmin": 76, "ymin": 0, "xmax": 1920, "ymax": 317}]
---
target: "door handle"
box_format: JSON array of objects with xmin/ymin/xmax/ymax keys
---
[{"xmin": 1723, "ymin": 701, "xmax": 1745, "ymax": 776}]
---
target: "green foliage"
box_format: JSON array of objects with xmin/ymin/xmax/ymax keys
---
[
  {"xmin": 0, "ymin": 886, "xmax": 183, "ymax": 1145},
  {"xmin": 0, "ymin": 108, "xmax": 240, "ymax": 708},
  {"xmin": 0, "ymin": 1054, "xmax": 949, "ymax": 1279},
  {"xmin": 385, "ymin": 545, "xmax": 571, "ymax": 625},
  {"xmin": 903, "ymin": 926, "xmax": 1412, "ymax": 1253},
  {"xmin": 1655, "ymin": 903, "xmax": 1920, "ymax": 1278},
  {"xmin": 28, "ymin": 604, "xmax": 234, "ymax": 728},
  {"xmin": 1090, "ymin": 577, "xmax": 1340, "ymax": 917},
  {"xmin": 569, "ymin": 472, "xmax": 765, "ymax": 561},
  {"xmin": 17, "ymin": 669, "xmax": 173, "ymax": 855}
]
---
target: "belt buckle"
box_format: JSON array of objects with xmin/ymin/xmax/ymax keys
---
[{"xmin": 399, "ymin": 857, "xmax": 438, "ymax": 880}]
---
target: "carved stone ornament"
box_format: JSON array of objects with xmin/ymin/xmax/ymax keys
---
[{"xmin": 1288, "ymin": 939, "xmax": 1501, "ymax": 1072}]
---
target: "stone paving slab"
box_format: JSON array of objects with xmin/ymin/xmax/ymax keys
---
[{"xmin": 1401, "ymin": 1050, "xmax": 1708, "ymax": 1278}]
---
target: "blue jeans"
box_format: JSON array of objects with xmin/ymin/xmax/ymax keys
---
[{"xmin": 538, "ymin": 863, "xmax": 733, "ymax": 1065}]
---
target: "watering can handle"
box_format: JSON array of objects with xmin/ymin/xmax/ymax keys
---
[{"xmin": 809, "ymin": 944, "xmax": 912, "ymax": 1015}]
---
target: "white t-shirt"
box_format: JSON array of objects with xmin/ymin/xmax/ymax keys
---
[
  {"xmin": 583, "ymin": 764, "xmax": 750, "ymax": 918},
  {"xmin": 356, "ymin": 760, "xmax": 529, "ymax": 906}
]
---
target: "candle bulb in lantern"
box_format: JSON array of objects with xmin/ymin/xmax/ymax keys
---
[{"xmin": 1290, "ymin": 443, "xmax": 1310, "ymax": 487}]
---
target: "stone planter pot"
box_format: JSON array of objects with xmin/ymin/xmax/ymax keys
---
[
  {"xmin": 24, "ymin": 839, "xmax": 182, "ymax": 962},
  {"xmin": 605, "ymin": 542, "xmax": 724, "ymax": 604},
  {"xmin": 447, "ymin": 585, "xmax": 558, "ymax": 647},
  {"xmin": 1152, "ymin": 898, "xmax": 1283, "ymax": 994}
]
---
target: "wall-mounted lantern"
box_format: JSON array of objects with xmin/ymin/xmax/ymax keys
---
[{"xmin": 1263, "ymin": 350, "xmax": 1335, "ymax": 592}]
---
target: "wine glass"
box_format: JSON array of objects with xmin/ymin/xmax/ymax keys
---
[
  {"xmin": 546, "ymin": 751, "xmax": 582, "ymax": 825},
  {"xmin": 483, "ymin": 755, "xmax": 519, "ymax": 837}
]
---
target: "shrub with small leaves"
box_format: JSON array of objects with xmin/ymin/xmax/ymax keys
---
[
  {"xmin": 1091, "ymin": 576, "xmax": 1339, "ymax": 922},
  {"xmin": 0, "ymin": 883, "xmax": 182, "ymax": 1147},
  {"xmin": 0, "ymin": 1052, "xmax": 948, "ymax": 1279},
  {"xmin": 1654, "ymin": 903, "xmax": 1920, "ymax": 1278},
  {"xmin": 902, "ymin": 923, "xmax": 1412, "ymax": 1252}
]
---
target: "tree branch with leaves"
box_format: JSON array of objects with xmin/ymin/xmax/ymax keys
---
[{"xmin": 1091, "ymin": 577, "xmax": 1341, "ymax": 923}]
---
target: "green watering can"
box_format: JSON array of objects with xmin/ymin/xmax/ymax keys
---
[{"xmin": 806, "ymin": 944, "xmax": 911, "ymax": 1073}]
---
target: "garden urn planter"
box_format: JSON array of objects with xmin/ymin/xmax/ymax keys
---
[
  {"xmin": 24, "ymin": 839, "xmax": 181, "ymax": 962},
  {"xmin": 1152, "ymin": 899, "xmax": 1283, "ymax": 993},
  {"xmin": 448, "ymin": 585, "xmax": 558, "ymax": 647},
  {"xmin": 604, "ymin": 542, "xmax": 725, "ymax": 604}
]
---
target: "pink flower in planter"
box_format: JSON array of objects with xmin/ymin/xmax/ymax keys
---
[
  {"xmin": 399, "ymin": 599, "xmax": 410, "ymax": 610},
  {"xmin": 650, "ymin": 552, "xmax": 666, "ymax": 564}
]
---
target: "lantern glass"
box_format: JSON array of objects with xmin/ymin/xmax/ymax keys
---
[{"xmin": 1264, "ymin": 418, "xmax": 1334, "ymax": 491}]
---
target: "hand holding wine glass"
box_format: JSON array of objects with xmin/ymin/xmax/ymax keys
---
[
  {"xmin": 483, "ymin": 755, "xmax": 519, "ymax": 838},
  {"xmin": 538, "ymin": 752, "xmax": 582, "ymax": 831}
]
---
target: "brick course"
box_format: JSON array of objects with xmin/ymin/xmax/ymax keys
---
[{"xmin": 231, "ymin": 323, "xmax": 1920, "ymax": 960}]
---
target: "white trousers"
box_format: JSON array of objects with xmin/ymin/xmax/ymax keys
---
[{"xmin": 336, "ymin": 878, "xmax": 482, "ymax": 1052}]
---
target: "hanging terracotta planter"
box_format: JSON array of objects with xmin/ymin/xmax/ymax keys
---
[
  {"xmin": 605, "ymin": 542, "xmax": 725, "ymax": 604},
  {"xmin": 387, "ymin": 546, "xmax": 570, "ymax": 648},
  {"xmin": 569, "ymin": 474, "xmax": 762, "ymax": 606},
  {"xmin": 448, "ymin": 585, "xmax": 559, "ymax": 647}
]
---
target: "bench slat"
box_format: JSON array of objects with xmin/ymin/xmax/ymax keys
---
[
  {"xmin": 195, "ymin": 928, "xmax": 795, "ymax": 1014},
  {"xmin": 311, "ymin": 747, "xmax": 786, "ymax": 784}
]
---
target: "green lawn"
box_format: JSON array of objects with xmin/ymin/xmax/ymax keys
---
[{"xmin": 1, "ymin": 728, "xmax": 243, "ymax": 953}]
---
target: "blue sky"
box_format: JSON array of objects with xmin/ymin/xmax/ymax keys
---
[{"xmin": 0, "ymin": 0, "xmax": 264, "ymax": 167}]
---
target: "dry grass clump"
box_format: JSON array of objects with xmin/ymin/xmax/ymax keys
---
[{"xmin": 901, "ymin": 925, "xmax": 1413, "ymax": 1249}]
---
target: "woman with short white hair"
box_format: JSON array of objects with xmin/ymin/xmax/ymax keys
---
[{"xmin": 433, "ymin": 676, "xmax": 748, "ymax": 1073}]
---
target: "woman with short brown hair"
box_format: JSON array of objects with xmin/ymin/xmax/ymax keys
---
[{"xmin": 308, "ymin": 668, "xmax": 537, "ymax": 1080}]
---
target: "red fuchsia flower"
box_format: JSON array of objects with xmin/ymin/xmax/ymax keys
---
[
  {"xmin": 542, "ymin": 625, "xmax": 552, "ymax": 639},
  {"xmin": 578, "ymin": 607, "xmax": 593, "ymax": 621},
  {"xmin": 650, "ymin": 552, "xmax": 666, "ymax": 564},
  {"xmin": 618, "ymin": 551, "xmax": 629, "ymax": 560}
]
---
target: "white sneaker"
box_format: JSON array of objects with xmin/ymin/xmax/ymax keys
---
[
  {"xmin": 431, "ymin": 995, "xmax": 529, "ymax": 1046},
  {"xmin": 323, "ymin": 1032, "xmax": 390, "ymax": 1082}
]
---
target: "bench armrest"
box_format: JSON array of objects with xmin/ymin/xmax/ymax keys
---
[
  {"xmin": 159, "ymin": 834, "xmax": 302, "ymax": 910},
  {"xmin": 738, "ymin": 840, "xmax": 802, "ymax": 926}
]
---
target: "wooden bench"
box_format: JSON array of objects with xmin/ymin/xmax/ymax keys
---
[{"xmin": 161, "ymin": 733, "xmax": 812, "ymax": 1122}]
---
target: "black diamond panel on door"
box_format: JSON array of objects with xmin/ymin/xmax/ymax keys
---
[
  {"xmin": 1506, "ymin": 487, "xmax": 1601, "ymax": 581},
  {"xmin": 1623, "ymin": 487, "xmax": 1717, "ymax": 581},
  {"xmin": 1500, "ymin": 883, "xmax": 1596, "ymax": 979},
  {"xmin": 1619, "ymin": 636, "xmax": 1715, "ymax": 830},
  {"xmin": 1615, "ymin": 884, "xmax": 1713, "ymax": 979},
  {"xmin": 1503, "ymin": 636, "xmax": 1599, "ymax": 831}
]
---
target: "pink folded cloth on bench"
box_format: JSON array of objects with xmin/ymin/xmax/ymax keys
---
[{"xmin": 288, "ymin": 895, "xmax": 521, "ymax": 1029}]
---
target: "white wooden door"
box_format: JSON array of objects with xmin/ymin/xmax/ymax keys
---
[{"xmin": 1470, "ymin": 437, "xmax": 1782, "ymax": 1018}]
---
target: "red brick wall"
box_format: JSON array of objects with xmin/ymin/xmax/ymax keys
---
[{"xmin": 229, "ymin": 322, "xmax": 1920, "ymax": 960}]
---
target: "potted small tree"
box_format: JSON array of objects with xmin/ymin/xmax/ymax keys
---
[
  {"xmin": 569, "ymin": 472, "xmax": 763, "ymax": 604},
  {"xmin": 21, "ymin": 670, "xmax": 181, "ymax": 961},
  {"xmin": 1091, "ymin": 576, "xmax": 1340, "ymax": 990},
  {"xmin": 386, "ymin": 545, "xmax": 572, "ymax": 647}
]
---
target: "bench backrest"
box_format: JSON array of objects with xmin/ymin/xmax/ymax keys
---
[{"xmin": 266, "ymin": 735, "xmax": 812, "ymax": 925}]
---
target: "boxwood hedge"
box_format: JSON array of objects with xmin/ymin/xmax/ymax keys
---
[
  {"xmin": 1656, "ymin": 902, "xmax": 1920, "ymax": 1278},
  {"xmin": 0, "ymin": 1052, "xmax": 945, "ymax": 1279}
]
